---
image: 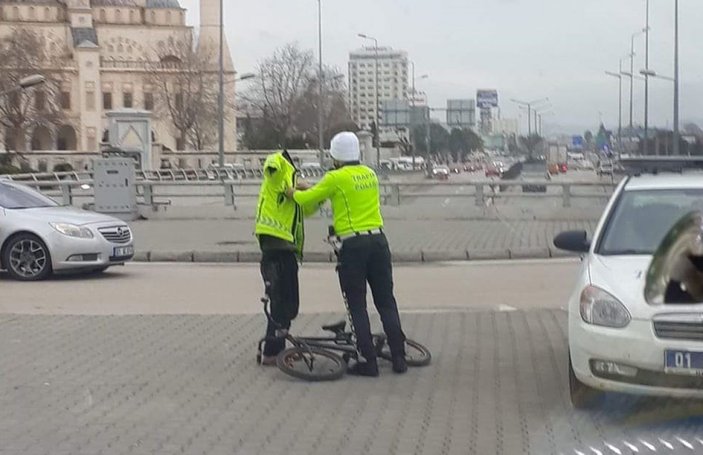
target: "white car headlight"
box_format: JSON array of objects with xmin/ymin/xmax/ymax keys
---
[
  {"xmin": 579, "ymin": 285, "xmax": 631, "ymax": 328},
  {"xmin": 50, "ymin": 222, "xmax": 94, "ymax": 239}
]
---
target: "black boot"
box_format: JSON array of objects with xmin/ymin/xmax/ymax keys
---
[
  {"xmin": 347, "ymin": 361, "xmax": 379, "ymax": 377},
  {"xmin": 392, "ymin": 356, "xmax": 408, "ymax": 374}
]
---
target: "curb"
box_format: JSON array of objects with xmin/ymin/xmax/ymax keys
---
[{"xmin": 132, "ymin": 248, "xmax": 579, "ymax": 264}]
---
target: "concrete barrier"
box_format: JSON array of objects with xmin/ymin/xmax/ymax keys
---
[{"xmin": 133, "ymin": 247, "xmax": 578, "ymax": 264}]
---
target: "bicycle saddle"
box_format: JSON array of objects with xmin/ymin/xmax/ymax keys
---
[{"xmin": 321, "ymin": 320, "xmax": 346, "ymax": 333}]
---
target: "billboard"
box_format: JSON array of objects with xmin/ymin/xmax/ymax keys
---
[
  {"xmin": 476, "ymin": 89, "xmax": 499, "ymax": 109},
  {"xmin": 446, "ymin": 99, "xmax": 475, "ymax": 128},
  {"xmin": 380, "ymin": 99, "xmax": 410, "ymax": 127}
]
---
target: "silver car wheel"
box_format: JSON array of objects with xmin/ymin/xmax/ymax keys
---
[{"xmin": 9, "ymin": 239, "xmax": 48, "ymax": 279}]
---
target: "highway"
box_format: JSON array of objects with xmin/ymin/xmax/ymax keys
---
[{"xmin": 0, "ymin": 259, "xmax": 579, "ymax": 315}]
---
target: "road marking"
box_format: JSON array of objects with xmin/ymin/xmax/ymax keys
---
[
  {"xmin": 623, "ymin": 441, "xmax": 639, "ymax": 452},
  {"xmin": 442, "ymin": 198, "xmax": 450, "ymax": 207},
  {"xmin": 604, "ymin": 442, "xmax": 622, "ymax": 454},
  {"xmin": 658, "ymin": 438, "xmax": 673, "ymax": 450},
  {"xmin": 638, "ymin": 439, "xmax": 656, "ymax": 451},
  {"xmin": 676, "ymin": 437, "xmax": 694, "ymax": 450}
]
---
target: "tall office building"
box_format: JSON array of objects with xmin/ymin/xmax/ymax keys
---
[{"xmin": 348, "ymin": 47, "xmax": 409, "ymax": 133}]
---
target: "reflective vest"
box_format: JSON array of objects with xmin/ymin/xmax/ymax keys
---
[
  {"xmin": 255, "ymin": 152, "xmax": 305, "ymax": 258},
  {"xmin": 292, "ymin": 163, "xmax": 383, "ymax": 236}
]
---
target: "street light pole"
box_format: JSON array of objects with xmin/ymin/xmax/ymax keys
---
[
  {"xmin": 673, "ymin": 0, "xmax": 681, "ymax": 155},
  {"xmin": 410, "ymin": 61, "xmax": 416, "ymax": 170},
  {"xmin": 217, "ymin": 0, "xmax": 225, "ymax": 168},
  {"xmin": 644, "ymin": 0, "xmax": 650, "ymax": 155},
  {"xmin": 358, "ymin": 34, "xmax": 380, "ymax": 168},
  {"xmin": 510, "ymin": 98, "xmax": 549, "ymax": 136},
  {"xmin": 317, "ymin": 0, "xmax": 325, "ymax": 165}
]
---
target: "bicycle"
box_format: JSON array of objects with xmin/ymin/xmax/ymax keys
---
[{"xmin": 255, "ymin": 228, "xmax": 432, "ymax": 382}]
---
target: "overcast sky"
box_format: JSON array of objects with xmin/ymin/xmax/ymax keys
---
[{"xmin": 181, "ymin": 0, "xmax": 703, "ymax": 135}]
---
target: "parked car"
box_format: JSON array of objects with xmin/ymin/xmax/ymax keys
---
[
  {"xmin": 449, "ymin": 164, "xmax": 462, "ymax": 174},
  {"xmin": 432, "ymin": 166, "xmax": 450, "ymax": 180},
  {"xmin": 554, "ymin": 171, "xmax": 703, "ymax": 408},
  {"xmin": 485, "ymin": 164, "xmax": 502, "ymax": 177},
  {"xmin": 597, "ymin": 161, "xmax": 614, "ymax": 176},
  {"xmin": 0, "ymin": 180, "xmax": 134, "ymax": 281},
  {"xmin": 520, "ymin": 160, "xmax": 548, "ymax": 193}
]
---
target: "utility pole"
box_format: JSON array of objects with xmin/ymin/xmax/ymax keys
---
[
  {"xmin": 673, "ymin": 0, "xmax": 681, "ymax": 155},
  {"xmin": 358, "ymin": 34, "xmax": 381, "ymax": 168},
  {"xmin": 217, "ymin": 0, "xmax": 225, "ymax": 168},
  {"xmin": 317, "ymin": 0, "xmax": 324, "ymax": 165},
  {"xmin": 644, "ymin": 0, "xmax": 650, "ymax": 155}
]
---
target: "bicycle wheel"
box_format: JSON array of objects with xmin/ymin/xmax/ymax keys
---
[
  {"xmin": 378, "ymin": 339, "xmax": 432, "ymax": 367},
  {"xmin": 276, "ymin": 346, "xmax": 346, "ymax": 381}
]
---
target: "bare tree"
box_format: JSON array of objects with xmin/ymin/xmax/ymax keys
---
[
  {"xmin": 242, "ymin": 43, "xmax": 353, "ymax": 149},
  {"xmin": 147, "ymin": 37, "xmax": 220, "ymax": 151},
  {"xmin": 0, "ymin": 28, "xmax": 66, "ymax": 154}
]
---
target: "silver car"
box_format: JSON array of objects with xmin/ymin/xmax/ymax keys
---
[{"xmin": 0, "ymin": 180, "xmax": 134, "ymax": 281}]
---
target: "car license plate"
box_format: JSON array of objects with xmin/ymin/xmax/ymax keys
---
[
  {"xmin": 664, "ymin": 350, "xmax": 703, "ymax": 375},
  {"xmin": 114, "ymin": 246, "xmax": 134, "ymax": 257}
]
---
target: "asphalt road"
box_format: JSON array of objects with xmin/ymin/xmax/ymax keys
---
[
  {"xmin": 0, "ymin": 259, "xmax": 580, "ymax": 315},
  {"xmin": 4, "ymin": 260, "xmax": 703, "ymax": 455}
]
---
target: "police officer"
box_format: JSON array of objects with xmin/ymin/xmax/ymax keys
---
[
  {"xmin": 286, "ymin": 132, "xmax": 407, "ymax": 376},
  {"xmin": 255, "ymin": 150, "xmax": 318, "ymax": 365}
]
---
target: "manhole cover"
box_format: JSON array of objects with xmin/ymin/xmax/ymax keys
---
[{"xmin": 216, "ymin": 241, "xmax": 254, "ymax": 246}]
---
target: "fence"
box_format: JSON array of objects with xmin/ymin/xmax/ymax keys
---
[{"xmin": 12, "ymin": 177, "xmax": 617, "ymax": 210}]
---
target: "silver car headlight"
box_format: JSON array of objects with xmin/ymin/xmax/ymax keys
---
[
  {"xmin": 50, "ymin": 222, "xmax": 94, "ymax": 239},
  {"xmin": 580, "ymin": 285, "xmax": 631, "ymax": 328}
]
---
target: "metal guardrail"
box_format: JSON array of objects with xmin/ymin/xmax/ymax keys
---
[
  {"xmin": 15, "ymin": 179, "xmax": 616, "ymax": 209},
  {"xmin": 0, "ymin": 167, "xmax": 327, "ymax": 183}
]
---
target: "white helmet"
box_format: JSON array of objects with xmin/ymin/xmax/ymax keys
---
[{"xmin": 329, "ymin": 132, "xmax": 360, "ymax": 162}]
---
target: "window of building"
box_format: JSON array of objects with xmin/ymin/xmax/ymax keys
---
[
  {"xmin": 13, "ymin": 6, "xmax": 19, "ymax": 20},
  {"xmin": 129, "ymin": 10, "xmax": 135, "ymax": 22},
  {"xmin": 115, "ymin": 9, "xmax": 121, "ymax": 22},
  {"xmin": 87, "ymin": 136, "xmax": 97, "ymax": 151},
  {"xmin": 29, "ymin": 7, "xmax": 35, "ymax": 20},
  {"xmin": 150, "ymin": 11, "xmax": 156, "ymax": 22},
  {"xmin": 60, "ymin": 91, "xmax": 71, "ymax": 110},
  {"xmin": 103, "ymin": 92, "xmax": 112, "ymax": 110},
  {"xmin": 99, "ymin": 9, "xmax": 106, "ymax": 22},
  {"xmin": 144, "ymin": 92, "xmax": 154, "ymax": 110},
  {"xmin": 44, "ymin": 7, "xmax": 50, "ymax": 20},
  {"xmin": 85, "ymin": 90, "xmax": 95, "ymax": 111},
  {"xmin": 123, "ymin": 91, "xmax": 133, "ymax": 108},
  {"xmin": 34, "ymin": 90, "xmax": 45, "ymax": 111},
  {"xmin": 166, "ymin": 11, "xmax": 171, "ymax": 23},
  {"xmin": 175, "ymin": 93, "xmax": 183, "ymax": 111}
]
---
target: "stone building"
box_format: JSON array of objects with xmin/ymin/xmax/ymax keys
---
[{"xmin": 0, "ymin": 0, "xmax": 237, "ymax": 170}]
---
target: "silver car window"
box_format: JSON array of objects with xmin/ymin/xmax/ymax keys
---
[{"xmin": 0, "ymin": 182, "xmax": 58, "ymax": 209}]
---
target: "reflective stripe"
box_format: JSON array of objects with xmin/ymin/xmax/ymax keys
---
[{"xmin": 257, "ymin": 214, "xmax": 289, "ymax": 234}]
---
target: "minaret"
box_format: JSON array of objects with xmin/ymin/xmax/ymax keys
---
[
  {"xmin": 198, "ymin": 0, "xmax": 237, "ymax": 153},
  {"xmin": 198, "ymin": 0, "xmax": 233, "ymax": 71}
]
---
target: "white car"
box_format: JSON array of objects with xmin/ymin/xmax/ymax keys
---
[
  {"xmin": 0, "ymin": 180, "xmax": 134, "ymax": 281},
  {"xmin": 554, "ymin": 172, "xmax": 703, "ymax": 408}
]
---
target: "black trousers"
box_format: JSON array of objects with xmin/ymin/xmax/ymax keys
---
[
  {"xmin": 260, "ymin": 249, "xmax": 299, "ymax": 356},
  {"xmin": 337, "ymin": 233, "xmax": 406, "ymax": 365}
]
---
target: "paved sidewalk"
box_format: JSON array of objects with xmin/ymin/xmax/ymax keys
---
[
  {"xmin": 2, "ymin": 310, "xmax": 702, "ymax": 455},
  {"xmin": 129, "ymin": 217, "xmax": 598, "ymax": 262}
]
